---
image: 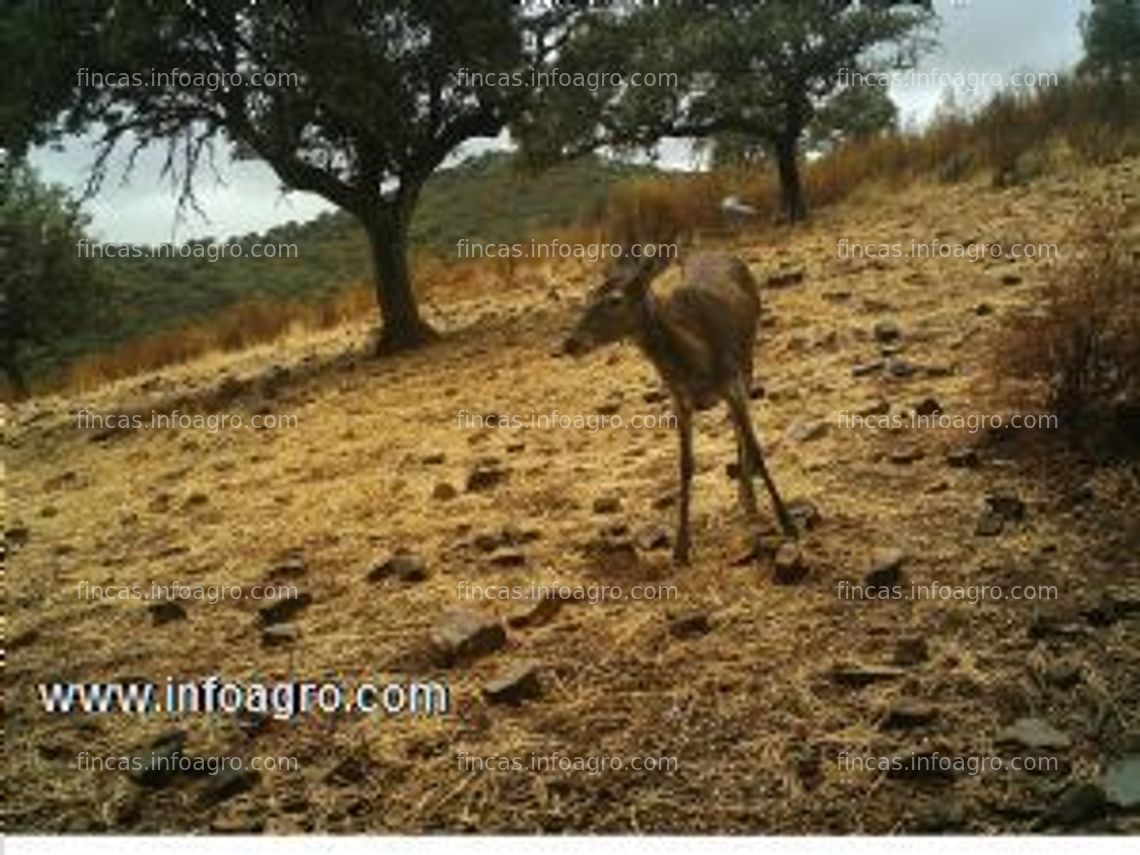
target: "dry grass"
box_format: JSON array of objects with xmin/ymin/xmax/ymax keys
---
[{"xmin": 6, "ymin": 154, "xmax": 1140, "ymax": 833}]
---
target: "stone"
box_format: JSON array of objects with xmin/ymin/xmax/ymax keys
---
[
  {"xmin": 483, "ymin": 661, "xmax": 543, "ymax": 705},
  {"xmin": 913, "ymin": 398, "xmax": 942, "ymax": 417},
  {"xmin": 199, "ymin": 768, "xmax": 260, "ymax": 807},
  {"xmin": 886, "ymin": 358, "xmax": 917, "ymax": 379},
  {"xmin": 893, "ymin": 636, "xmax": 929, "ymax": 666},
  {"xmin": 946, "ymin": 448, "xmax": 979, "ymax": 468},
  {"xmin": 488, "ymin": 550, "xmax": 526, "ymax": 568},
  {"xmin": 873, "ymin": 320, "xmax": 901, "ymax": 343},
  {"xmin": 1043, "ymin": 662, "xmax": 1082, "ymax": 690},
  {"xmin": 129, "ymin": 731, "xmax": 187, "ymax": 788},
  {"xmin": 637, "ymin": 526, "xmax": 671, "ymax": 551},
  {"xmin": 148, "ymin": 601, "xmax": 187, "ymax": 626},
  {"xmin": 856, "ymin": 399, "xmax": 891, "ymax": 417},
  {"xmin": 773, "ymin": 544, "xmax": 808, "ymax": 584},
  {"xmin": 257, "ymin": 592, "xmax": 313, "ymax": 625},
  {"xmin": 267, "ymin": 554, "xmax": 307, "ymax": 581},
  {"xmin": 261, "ymin": 624, "xmax": 299, "ymax": 648},
  {"xmin": 986, "ymin": 489, "xmax": 1026, "ymax": 521},
  {"xmin": 432, "ymin": 482, "xmax": 458, "ymax": 501},
  {"xmin": 852, "ymin": 360, "xmax": 885, "ymax": 378},
  {"xmin": 1042, "ymin": 783, "xmax": 1107, "ymax": 828},
  {"xmin": 367, "ymin": 552, "xmax": 427, "ymax": 583},
  {"xmin": 466, "ymin": 464, "xmax": 508, "ymax": 492},
  {"xmin": 1102, "ymin": 755, "xmax": 1140, "ymax": 809},
  {"xmin": 886, "ymin": 746, "xmax": 957, "ymax": 782},
  {"xmin": 431, "ymin": 610, "xmax": 507, "ymax": 663},
  {"xmin": 997, "ymin": 717, "xmax": 1072, "ymax": 750},
  {"xmin": 975, "ymin": 511, "xmax": 1004, "ymax": 537},
  {"xmin": 789, "ymin": 420, "xmax": 829, "ymax": 443},
  {"xmin": 767, "ymin": 268, "xmax": 806, "ymax": 288},
  {"xmin": 881, "ymin": 702, "xmax": 938, "ymax": 730},
  {"xmin": 668, "ymin": 610, "xmax": 712, "ymax": 638},
  {"xmin": 865, "ymin": 548, "xmax": 907, "ymax": 588},
  {"xmin": 786, "ymin": 498, "xmax": 822, "ymax": 532},
  {"xmin": 507, "ymin": 596, "xmax": 562, "ymax": 628},
  {"xmin": 888, "ymin": 446, "xmax": 924, "ymax": 465},
  {"xmin": 592, "ymin": 495, "xmax": 622, "ymax": 514},
  {"xmin": 829, "ymin": 662, "xmax": 906, "ymax": 688}
]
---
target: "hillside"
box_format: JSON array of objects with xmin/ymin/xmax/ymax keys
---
[
  {"xmin": 6, "ymin": 154, "xmax": 1139, "ymax": 833},
  {"xmin": 42, "ymin": 153, "xmax": 654, "ymax": 374}
]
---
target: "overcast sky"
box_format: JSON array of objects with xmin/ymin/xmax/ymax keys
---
[{"xmin": 29, "ymin": 0, "xmax": 1092, "ymax": 244}]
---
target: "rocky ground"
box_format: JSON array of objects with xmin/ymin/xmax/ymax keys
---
[{"xmin": 4, "ymin": 158, "xmax": 1139, "ymax": 833}]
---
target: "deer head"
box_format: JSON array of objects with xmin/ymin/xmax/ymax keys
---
[{"xmin": 561, "ymin": 254, "xmax": 672, "ymax": 357}]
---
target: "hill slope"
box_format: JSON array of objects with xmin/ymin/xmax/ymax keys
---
[{"xmin": 6, "ymin": 156, "xmax": 1140, "ymax": 833}]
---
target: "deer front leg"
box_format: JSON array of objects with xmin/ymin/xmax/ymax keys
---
[{"xmin": 673, "ymin": 402, "xmax": 694, "ymax": 565}]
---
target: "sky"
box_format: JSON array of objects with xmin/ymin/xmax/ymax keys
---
[{"xmin": 28, "ymin": 0, "xmax": 1092, "ymax": 244}]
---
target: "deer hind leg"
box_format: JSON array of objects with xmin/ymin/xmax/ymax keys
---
[
  {"xmin": 731, "ymin": 413, "xmax": 760, "ymax": 524},
  {"xmin": 673, "ymin": 399, "xmax": 694, "ymax": 566},
  {"xmin": 725, "ymin": 379, "xmax": 796, "ymax": 537}
]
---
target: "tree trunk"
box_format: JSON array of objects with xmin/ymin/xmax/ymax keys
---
[
  {"xmin": 364, "ymin": 208, "xmax": 437, "ymax": 354},
  {"xmin": 773, "ymin": 135, "xmax": 807, "ymax": 224}
]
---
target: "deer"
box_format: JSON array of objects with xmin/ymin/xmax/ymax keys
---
[{"xmin": 560, "ymin": 249, "xmax": 796, "ymax": 565}]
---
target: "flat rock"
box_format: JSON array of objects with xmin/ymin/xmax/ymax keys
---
[
  {"xmin": 432, "ymin": 610, "xmax": 507, "ymax": 663},
  {"xmin": 148, "ymin": 600, "xmax": 188, "ymax": 626},
  {"xmin": 865, "ymin": 548, "xmax": 908, "ymax": 588},
  {"xmin": 893, "ymin": 636, "xmax": 930, "ymax": 666},
  {"xmin": 975, "ymin": 511, "xmax": 1005, "ymax": 536},
  {"xmin": 592, "ymin": 495, "xmax": 622, "ymax": 514},
  {"xmin": 829, "ymin": 662, "xmax": 906, "ymax": 688},
  {"xmin": 873, "ymin": 319, "xmax": 901, "ymax": 343},
  {"xmin": 986, "ymin": 489, "xmax": 1026, "ymax": 521},
  {"xmin": 367, "ymin": 552, "xmax": 428, "ymax": 583},
  {"xmin": 886, "ymin": 358, "xmax": 917, "ymax": 379},
  {"xmin": 261, "ymin": 623, "xmax": 299, "ymax": 648},
  {"xmin": 852, "ymin": 360, "xmax": 885, "ymax": 378},
  {"xmin": 881, "ymin": 702, "xmax": 938, "ymax": 730},
  {"xmin": 668, "ymin": 610, "xmax": 712, "ymax": 639},
  {"xmin": 1041, "ymin": 783, "xmax": 1108, "ymax": 828},
  {"xmin": 789, "ymin": 419, "xmax": 829, "ymax": 443},
  {"xmin": 507, "ymin": 596, "xmax": 562, "ymax": 628},
  {"xmin": 432, "ymin": 482, "xmax": 458, "ymax": 501},
  {"xmin": 199, "ymin": 768, "xmax": 260, "ymax": 807},
  {"xmin": 128, "ymin": 731, "xmax": 187, "ymax": 788},
  {"xmin": 483, "ymin": 661, "xmax": 543, "ymax": 705},
  {"xmin": 946, "ymin": 448, "xmax": 980, "ymax": 468},
  {"xmin": 773, "ymin": 544, "xmax": 808, "ymax": 584},
  {"xmin": 997, "ymin": 717, "xmax": 1072, "ymax": 750},
  {"xmin": 466, "ymin": 465, "xmax": 508, "ymax": 492},
  {"xmin": 488, "ymin": 550, "xmax": 526, "ymax": 568},
  {"xmin": 257, "ymin": 592, "xmax": 313, "ymax": 625},
  {"xmin": 913, "ymin": 397, "xmax": 942, "ymax": 417},
  {"xmin": 267, "ymin": 554, "xmax": 307, "ymax": 581},
  {"xmin": 1102, "ymin": 755, "xmax": 1140, "ymax": 809}
]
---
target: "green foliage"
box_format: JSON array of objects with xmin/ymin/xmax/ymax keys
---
[
  {"xmin": 518, "ymin": 0, "xmax": 934, "ymax": 221},
  {"xmin": 1080, "ymin": 0, "xmax": 1140, "ymax": 81},
  {"xmin": 0, "ymin": 162, "xmax": 106, "ymax": 394}
]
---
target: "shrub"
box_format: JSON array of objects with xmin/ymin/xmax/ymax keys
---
[{"xmin": 996, "ymin": 204, "xmax": 1140, "ymax": 439}]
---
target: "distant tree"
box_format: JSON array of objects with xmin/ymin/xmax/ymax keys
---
[
  {"xmin": 1080, "ymin": 0, "xmax": 1140, "ymax": 81},
  {"xmin": 517, "ymin": 0, "xmax": 934, "ymax": 223},
  {"xmin": 0, "ymin": 162, "xmax": 106, "ymax": 397},
  {"xmin": 4, "ymin": 0, "xmax": 572, "ymax": 352}
]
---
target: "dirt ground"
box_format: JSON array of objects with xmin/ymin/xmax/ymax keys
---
[{"xmin": 4, "ymin": 159, "xmax": 1139, "ymax": 833}]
